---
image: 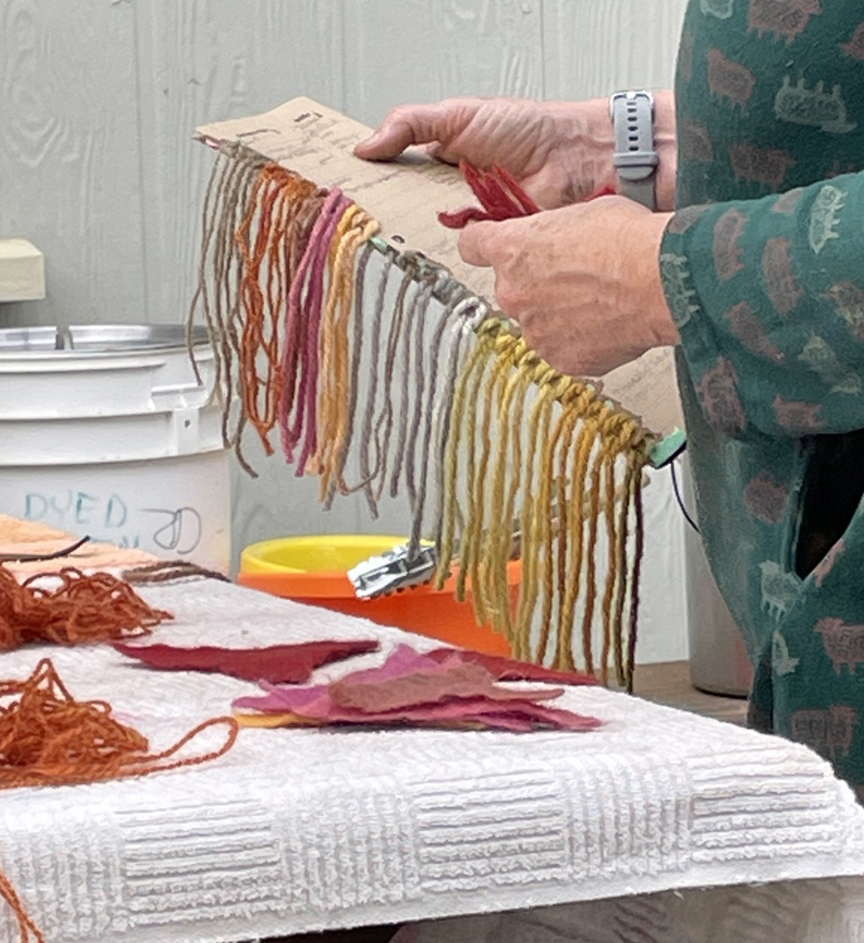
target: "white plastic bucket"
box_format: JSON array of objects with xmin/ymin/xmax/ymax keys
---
[{"xmin": 0, "ymin": 325, "xmax": 231, "ymax": 572}]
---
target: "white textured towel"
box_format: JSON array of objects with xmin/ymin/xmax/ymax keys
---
[{"xmin": 1, "ymin": 578, "xmax": 864, "ymax": 943}]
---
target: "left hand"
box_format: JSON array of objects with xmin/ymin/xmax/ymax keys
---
[{"xmin": 458, "ymin": 196, "xmax": 678, "ymax": 378}]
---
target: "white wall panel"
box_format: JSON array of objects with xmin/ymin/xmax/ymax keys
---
[
  {"xmin": 543, "ymin": 0, "xmax": 688, "ymax": 99},
  {"xmin": 0, "ymin": 0, "xmax": 145, "ymax": 326},
  {"xmin": 343, "ymin": 0, "xmax": 543, "ymax": 124},
  {"xmin": 133, "ymin": 0, "xmax": 347, "ymax": 326}
]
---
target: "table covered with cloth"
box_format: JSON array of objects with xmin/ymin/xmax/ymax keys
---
[{"xmin": 2, "ymin": 577, "xmax": 864, "ymax": 943}]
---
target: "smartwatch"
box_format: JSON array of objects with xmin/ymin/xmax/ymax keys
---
[{"xmin": 609, "ymin": 90, "xmax": 659, "ymax": 211}]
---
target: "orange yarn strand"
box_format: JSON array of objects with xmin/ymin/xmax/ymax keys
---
[
  {"xmin": 236, "ymin": 166, "xmax": 316, "ymax": 451},
  {"xmin": 0, "ymin": 658, "xmax": 239, "ymax": 941},
  {"xmin": 0, "ymin": 566, "xmax": 171, "ymax": 651},
  {"xmin": 0, "ymin": 658, "xmax": 238, "ymax": 788},
  {"xmin": 0, "ymin": 868, "xmax": 43, "ymax": 943}
]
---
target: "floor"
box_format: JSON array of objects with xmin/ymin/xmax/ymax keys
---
[
  {"xmin": 267, "ymin": 661, "xmax": 748, "ymax": 943},
  {"xmin": 632, "ymin": 660, "xmax": 749, "ymax": 725}
]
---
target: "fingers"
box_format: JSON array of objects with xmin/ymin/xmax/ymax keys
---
[
  {"xmin": 354, "ymin": 104, "xmax": 453, "ymax": 161},
  {"xmin": 424, "ymin": 142, "xmax": 459, "ymax": 166},
  {"xmin": 457, "ymin": 221, "xmax": 497, "ymax": 267}
]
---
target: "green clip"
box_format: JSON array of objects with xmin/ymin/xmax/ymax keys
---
[{"xmin": 648, "ymin": 427, "xmax": 687, "ymax": 468}]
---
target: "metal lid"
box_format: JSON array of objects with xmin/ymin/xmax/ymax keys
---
[{"xmin": 0, "ymin": 324, "xmax": 210, "ymax": 355}]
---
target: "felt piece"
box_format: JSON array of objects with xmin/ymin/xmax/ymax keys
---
[
  {"xmin": 113, "ymin": 639, "xmax": 379, "ymax": 684},
  {"xmin": 424, "ymin": 648, "xmax": 599, "ymax": 687},
  {"xmin": 235, "ymin": 687, "xmax": 600, "ymax": 732},
  {"xmin": 237, "ymin": 661, "xmax": 561, "ymax": 715},
  {"xmin": 330, "ymin": 660, "xmax": 561, "ymax": 713},
  {"xmin": 233, "ymin": 644, "xmax": 602, "ymax": 733},
  {"xmin": 335, "ymin": 642, "xmax": 435, "ymax": 683}
]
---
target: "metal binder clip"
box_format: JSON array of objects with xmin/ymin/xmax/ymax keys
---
[
  {"xmin": 348, "ymin": 544, "xmax": 438, "ymax": 599},
  {"xmin": 348, "ymin": 513, "xmax": 525, "ymax": 601}
]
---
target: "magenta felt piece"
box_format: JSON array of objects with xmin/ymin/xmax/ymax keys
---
[{"xmin": 113, "ymin": 639, "xmax": 379, "ymax": 684}]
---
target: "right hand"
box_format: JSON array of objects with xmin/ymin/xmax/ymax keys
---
[{"xmin": 354, "ymin": 97, "xmax": 620, "ymax": 209}]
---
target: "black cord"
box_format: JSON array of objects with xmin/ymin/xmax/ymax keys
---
[
  {"xmin": 0, "ymin": 535, "xmax": 91, "ymax": 563},
  {"xmin": 669, "ymin": 461, "xmax": 700, "ymax": 534}
]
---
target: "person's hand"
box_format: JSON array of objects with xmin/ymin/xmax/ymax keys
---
[
  {"xmin": 355, "ymin": 97, "xmax": 615, "ymax": 209},
  {"xmin": 355, "ymin": 94, "xmax": 677, "ymax": 210},
  {"xmin": 458, "ymin": 197, "xmax": 678, "ymax": 378}
]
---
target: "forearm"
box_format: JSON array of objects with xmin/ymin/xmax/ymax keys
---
[
  {"xmin": 652, "ymin": 89, "xmax": 677, "ymax": 213},
  {"xmin": 662, "ymin": 170, "xmax": 864, "ymax": 438}
]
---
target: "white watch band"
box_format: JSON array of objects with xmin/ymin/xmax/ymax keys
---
[{"xmin": 610, "ymin": 90, "xmax": 659, "ymax": 211}]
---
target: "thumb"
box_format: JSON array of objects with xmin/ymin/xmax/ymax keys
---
[
  {"xmin": 458, "ymin": 221, "xmax": 497, "ymax": 268},
  {"xmin": 354, "ymin": 105, "xmax": 449, "ymax": 161}
]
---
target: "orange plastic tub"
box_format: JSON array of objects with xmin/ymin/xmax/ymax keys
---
[{"xmin": 237, "ymin": 535, "xmax": 517, "ymax": 656}]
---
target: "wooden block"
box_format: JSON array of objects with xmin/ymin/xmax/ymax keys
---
[{"xmin": 0, "ymin": 239, "xmax": 46, "ymax": 302}]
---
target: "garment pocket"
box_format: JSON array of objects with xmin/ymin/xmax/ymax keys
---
[{"xmin": 793, "ymin": 428, "xmax": 864, "ymax": 579}]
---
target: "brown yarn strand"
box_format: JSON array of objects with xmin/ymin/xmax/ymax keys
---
[{"xmin": 120, "ymin": 560, "xmax": 231, "ymax": 586}]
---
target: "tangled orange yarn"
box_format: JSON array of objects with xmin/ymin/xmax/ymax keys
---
[
  {"xmin": 0, "ymin": 658, "xmax": 237, "ymax": 788},
  {"xmin": 0, "ymin": 657, "xmax": 238, "ymax": 941},
  {"xmin": 0, "ymin": 566, "xmax": 171, "ymax": 650},
  {"xmin": 0, "ymin": 562, "xmax": 180, "ymax": 941}
]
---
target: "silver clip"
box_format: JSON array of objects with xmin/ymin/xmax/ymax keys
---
[
  {"xmin": 347, "ymin": 512, "xmax": 526, "ymax": 601},
  {"xmin": 347, "ymin": 544, "xmax": 438, "ymax": 599}
]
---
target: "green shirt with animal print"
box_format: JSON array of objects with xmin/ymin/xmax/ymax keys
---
[{"xmin": 661, "ymin": 0, "xmax": 864, "ymax": 792}]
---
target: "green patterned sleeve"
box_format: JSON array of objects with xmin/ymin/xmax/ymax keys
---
[{"xmin": 660, "ymin": 172, "xmax": 864, "ymax": 439}]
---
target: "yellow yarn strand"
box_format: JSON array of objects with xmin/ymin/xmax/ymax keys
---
[
  {"xmin": 601, "ymin": 431, "xmax": 622, "ymax": 685},
  {"xmin": 611, "ymin": 449, "xmax": 636, "ymax": 686},
  {"xmin": 515, "ymin": 372, "xmax": 557, "ymax": 661},
  {"xmin": 437, "ymin": 333, "xmax": 494, "ymax": 595},
  {"xmin": 310, "ymin": 203, "xmax": 359, "ymax": 477},
  {"xmin": 553, "ymin": 403, "xmax": 582, "ymax": 671},
  {"xmin": 314, "ymin": 207, "xmax": 379, "ymax": 494},
  {"xmin": 485, "ymin": 340, "xmax": 534, "ymax": 641},
  {"xmin": 465, "ymin": 342, "xmax": 513, "ymax": 627},
  {"xmin": 536, "ymin": 375, "xmax": 577, "ymax": 663},
  {"xmin": 561, "ymin": 411, "xmax": 601, "ymax": 674}
]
